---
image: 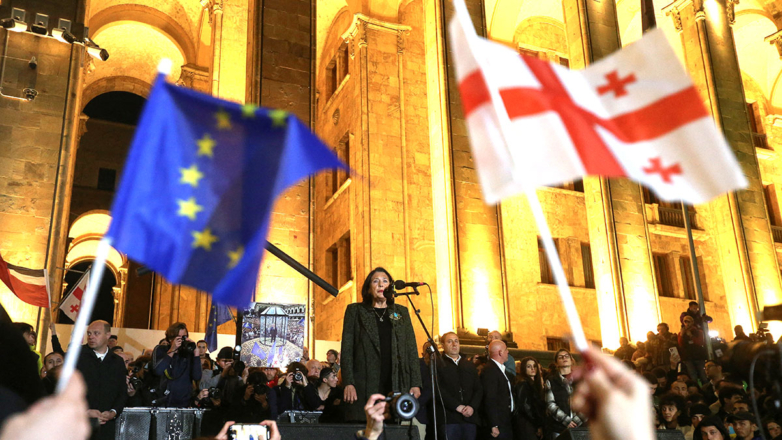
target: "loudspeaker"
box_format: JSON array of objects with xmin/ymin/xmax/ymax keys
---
[
  {"xmin": 560, "ymin": 428, "xmax": 685, "ymax": 440},
  {"xmin": 115, "ymin": 408, "xmax": 206, "ymax": 440},
  {"xmin": 277, "ymin": 423, "xmax": 420, "ymax": 440}
]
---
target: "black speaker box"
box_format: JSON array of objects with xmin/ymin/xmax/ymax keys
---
[
  {"xmin": 560, "ymin": 428, "xmax": 685, "ymax": 440},
  {"xmin": 278, "ymin": 423, "xmax": 420, "ymax": 440}
]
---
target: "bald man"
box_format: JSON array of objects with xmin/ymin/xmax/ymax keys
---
[
  {"xmin": 76, "ymin": 320, "xmax": 127, "ymax": 440},
  {"xmin": 487, "ymin": 331, "xmax": 516, "ymax": 380},
  {"xmin": 481, "ymin": 340, "xmax": 514, "ymax": 439}
]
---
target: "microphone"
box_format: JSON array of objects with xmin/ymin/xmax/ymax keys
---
[{"xmin": 393, "ymin": 280, "xmax": 425, "ymax": 291}]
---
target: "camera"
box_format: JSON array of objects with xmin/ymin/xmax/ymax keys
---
[
  {"xmin": 179, "ymin": 340, "xmax": 196, "ymax": 358},
  {"xmin": 208, "ymin": 387, "xmax": 221, "ymax": 399},
  {"xmin": 293, "ymin": 371, "xmax": 304, "ymax": 382},
  {"xmin": 129, "ymin": 376, "xmax": 143, "ymax": 391},
  {"xmin": 385, "ymin": 392, "xmax": 419, "ymax": 420}
]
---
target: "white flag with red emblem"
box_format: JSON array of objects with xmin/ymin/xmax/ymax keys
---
[
  {"xmin": 449, "ymin": 4, "xmax": 747, "ymax": 205},
  {"xmin": 59, "ymin": 268, "xmax": 90, "ymax": 321}
]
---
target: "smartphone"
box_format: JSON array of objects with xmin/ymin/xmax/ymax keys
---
[
  {"xmin": 668, "ymin": 347, "xmax": 679, "ymax": 358},
  {"xmin": 228, "ymin": 424, "xmax": 269, "ymax": 440}
]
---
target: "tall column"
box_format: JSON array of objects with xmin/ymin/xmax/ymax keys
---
[
  {"xmin": 663, "ymin": 0, "xmax": 782, "ymax": 334},
  {"xmin": 440, "ymin": 0, "xmax": 510, "ymax": 336},
  {"xmin": 563, "ymin": 0, "xmax": 661, "ymax": 346}
]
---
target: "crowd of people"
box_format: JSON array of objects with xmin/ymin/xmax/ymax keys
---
[{"xmin": 2, "ymin": 272, "xmax": 782, "ymax": 440}]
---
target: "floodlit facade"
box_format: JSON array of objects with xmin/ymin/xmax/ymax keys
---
[{"xmin": 1, "ymin": 0, "xmax": 782, "ymax": 352}]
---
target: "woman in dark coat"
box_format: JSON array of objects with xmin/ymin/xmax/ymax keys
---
[
  {"xmin": 513, "ymin": 356, "xmax": 546, "ymax": 440},
  {"xmin": 341, "ymin": 267, "xmax": 423, "ymax": 421}
]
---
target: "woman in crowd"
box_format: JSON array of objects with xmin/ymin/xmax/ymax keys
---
[
  {"xmin": 513, "ymin": 356, "xmax": 546, "ymax": 440},
  {"xmin": 340, "ymin": 267, "xmax": 422, "ymax": 421},
  {"xmin": 308, "ymin": 367, "xmax": 343, "ymax": 422},
  {"xmin": 694, "ymin": 416, "xmax": 730, "ymax": 440}
]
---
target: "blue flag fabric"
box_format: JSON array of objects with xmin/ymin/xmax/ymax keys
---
[
  {"xmin": 205, "ymin": 302, "xmax": 233, "ymax": 352},
  {"xmin": 106, "ymin": 74, "xmax": 348, "ymax": 307}
]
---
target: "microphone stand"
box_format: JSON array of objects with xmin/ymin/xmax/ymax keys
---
[{"xmin": 396, "ymin": 284, "xmax": 439, "ymax": 440}]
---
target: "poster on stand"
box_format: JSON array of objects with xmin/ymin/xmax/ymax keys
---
[{"xmin": 240, "ymin": 302, "xmax": 306, "ymax": 368}]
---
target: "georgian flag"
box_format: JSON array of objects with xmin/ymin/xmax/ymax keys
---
[
  {"xmin": 449, "ymin": 1, "xmax": 747, "ymax": 205},
  {"xmin": 0, "ymin": 253, "xmax": 49, "ymax": 307},
  {"xmin": 59, "ymin": 268, "xmax": 90, "ymax": 321}
]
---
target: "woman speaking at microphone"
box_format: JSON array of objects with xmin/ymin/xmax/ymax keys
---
[{"xmin": 340, "ymin": 267, "xmax": 422, "ymax": 421}]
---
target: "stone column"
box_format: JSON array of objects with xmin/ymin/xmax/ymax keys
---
[
  {"xmin": 440, "ymin": 0, "xmax": 511, "ymax": 336},
  {"xmin": 562, "ymin": 0, "xmax": 661, "ymax": 346},
  {"xmin": 663, "ymin": 0, "xmax": 782, "ymax": 333}
]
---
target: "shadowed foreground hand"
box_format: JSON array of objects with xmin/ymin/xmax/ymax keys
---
[
  {"xmin": 0, "ymin": 372, "xmax": 90, "ymax": 440},
  {"xmin": 571, "ymin": 348, "xmax": 655, "ymax": 440}
]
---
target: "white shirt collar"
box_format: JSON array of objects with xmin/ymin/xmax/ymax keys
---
[
  {"xmin": 94, "ymin": 347, "xmax": 109, "ymax": 360},
  {"xmin": 446, "ymin": 354, "xmax": 461, "ymax": 365},
  {"xmin": 491, "ymin": 358, "xmax": 507, "ymax": 376}
]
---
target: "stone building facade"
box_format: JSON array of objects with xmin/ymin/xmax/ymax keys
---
[{"xmin": 2, "ymin": 0, "xmax": 782, "ymax": 352}]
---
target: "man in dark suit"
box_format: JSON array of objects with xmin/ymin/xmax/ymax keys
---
[
  {"xmin": 481, "ymin": 340, "xmax": 514, "ymax": 439},
  {"xmin": 437, "ymin": 332, "xmax": 482, "ymax": 440},
  {"xmin": 77, "ymin": 320, "xmax": 128, "ymax": 440}
]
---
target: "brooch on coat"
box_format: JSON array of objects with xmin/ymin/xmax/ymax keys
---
[{"xmin": 389, "ymin": 311, "xmax": 402, "ymax": 322}]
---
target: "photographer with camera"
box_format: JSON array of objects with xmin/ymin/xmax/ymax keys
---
[
  {"xmin": 200, "ymin": 347, "xmax": 234, "ymax": 396},
  {"xmin": 275, "ymin": 362, "xmax": 313, "ymax": 413},
  {"xmin": 229, "ymin": 370, "xmax": 278, "ymax": 424},
  {"xmin": 126, "ymin": 355, "xmax": 155, "ymax": 407},
  {"xmin": 151, "ymin": 322, "xmax": 202, "ymax": 408}
]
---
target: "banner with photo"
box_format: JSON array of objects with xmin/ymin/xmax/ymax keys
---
[{"xmin": 240, "ymin": 302, "xmax": 306, "ymax": 368}]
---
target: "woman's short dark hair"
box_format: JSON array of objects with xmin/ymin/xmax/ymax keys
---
[
  {"xmin": 319, "ymin": 367, "xmax": 336, "ymax": 385},
  {"xmin": 660, "ymin": 392, "xmax": 686, "ymax": 411},
  {"xmin": 12, "ymin": 322, "xmax": 33, "ymax": 335},
  {"xmin": 360, "ymin": 267, "xmax": 395, "ymax": 307},
  {"xmin": 165, "ymin": 322, "xmax": 188, "ymax": 342}
]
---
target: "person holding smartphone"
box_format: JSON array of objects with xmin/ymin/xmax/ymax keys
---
[{"xmin": 152, "ymin": 322, "xmax": 202, "ymax": 407}]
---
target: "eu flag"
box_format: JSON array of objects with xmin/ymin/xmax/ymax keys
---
[
  {"xmin": 205, "ymin": 302, "xmax": 232, "ymax": 352},
  {"xmin": 106, "ymin": 74, "xmax": 348, "ymax": 307}
]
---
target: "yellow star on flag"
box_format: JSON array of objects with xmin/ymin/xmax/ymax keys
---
[
  {"xmin": 179, "ymin": 164, "xmax": 204, "ymax": 188},
  {"xmin": 227, "ymin": 246, "xmax": 244, "ymax": 269},
  {"xmin": 215, "ymin": 108, "xmax": 232, "ymax": 130},
  {"xmin": 269, "ymin": 109, "xmax": 288, "ymax": 128},
  {"xmin": 197, "ymin": 133, "xmax": 216, "ymax": 158},
  {"xmin": 241, "ymin": 104, "xmax": 258, "ymax": 119},
  {"xmin": 177, "ymin": 197, "xmax": 203, "ymax": 221},
  {"xmin": 192, "ymin": 228, "xmax": 219, "ymax": 251}
]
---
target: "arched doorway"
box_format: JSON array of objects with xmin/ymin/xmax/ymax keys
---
[{"xmin": 58, "ymin": 260, "xmax": 118, "ymax": 326}]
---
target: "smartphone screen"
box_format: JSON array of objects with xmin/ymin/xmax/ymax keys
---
[{"xmin": 228, "ymin": 424, "xmax": 268, "ymax": 440}]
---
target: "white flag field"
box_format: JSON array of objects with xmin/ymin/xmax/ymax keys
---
[
  {"xmin": 449, "ymin": 6, "xmax": 747, "ymax": 205},
  {"xmin": 59, "ymin": 268, "xmax": 90, "ymax": 321}
]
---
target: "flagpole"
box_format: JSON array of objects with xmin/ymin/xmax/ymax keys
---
[
  {"xmin": 56, "ymin": 237, "xmax": 112, "ymax": 394},
  {"xmin": 43, "ymin": 268, "xmax": 55, "ymax": 351},
  {"xmin": 451, "ymin": 0, "xmax": 589, "ymax": 352},
  {"xmin": 681, "ymin": 203, "xmax": 713, "ymax": 359}
]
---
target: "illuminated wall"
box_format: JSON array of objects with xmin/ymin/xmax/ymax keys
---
[{"xmin": 5, "ymin": 0, "xmax": 782, "ymax": 355}]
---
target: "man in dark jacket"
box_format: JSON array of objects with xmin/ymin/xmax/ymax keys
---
[
  {"xmin": 76, "ymin": 320, "xmax": 128, "ymax": 440},
  {"xmin": 151, "ymin": 322, "xmax": 202, "ymax": 408},
  {"xmin": 436, "ymin": 332, "xmax": 482, "ymax": 440},
  {"xmin": 481, "ymin": 340, "xmax": 513, "ymax": 439}
]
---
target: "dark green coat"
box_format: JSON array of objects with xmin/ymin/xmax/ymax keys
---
[{"xmin": 340, "ymin": 302, "xmax": 422, "ymax": 421}]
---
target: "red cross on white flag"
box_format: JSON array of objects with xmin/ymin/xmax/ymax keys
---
[
  {"xmin": 60, "ymin": 268, "xmax": 90, "ymax": 321},
  {"xmin": 450, "ymin": 13, "xmax": 747, "ymax": 205}
]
